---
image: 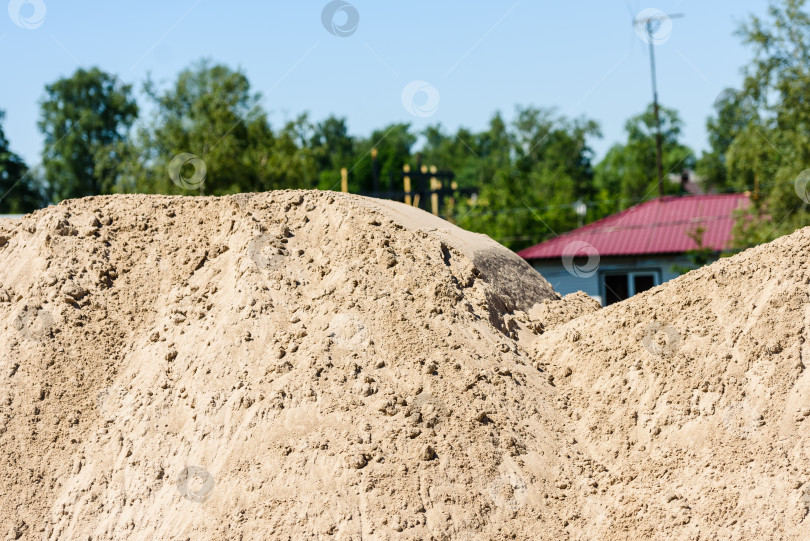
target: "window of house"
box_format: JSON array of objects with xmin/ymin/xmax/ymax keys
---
[{"xmin": 602, "ymin": 270, "xmax": 660, "ymax": 305}]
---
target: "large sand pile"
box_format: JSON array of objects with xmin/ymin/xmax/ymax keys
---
[
  {"xmin": 530, "ymin": 227, "xmax": 810, "ymax": 540},
  {"xmin": 0, "ymin": 191, "xmax": 596, "ymax": 540},
  {"xmin": 0, "ymin": 190, "xmax": 807, "ymax": 540}
]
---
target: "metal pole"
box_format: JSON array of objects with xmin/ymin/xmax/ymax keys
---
[
  {"xmin": 648, "ymin": 23, "xmax": 665, "ymax": 200},
  {"xmin": 638, "ymin": 13, "xmax": 685, "ymax": 198}
]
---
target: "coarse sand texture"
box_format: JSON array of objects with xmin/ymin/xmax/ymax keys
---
[{"xmin": 0, "ymin": 190, "xmax": 809, "ymax": 540}]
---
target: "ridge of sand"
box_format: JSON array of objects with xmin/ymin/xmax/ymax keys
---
[
  {"xmin": 2, "ymin": 190, "xmax": 809, "ymax": 540},
  {"xmin": 530, "ymin": 225, "xmax": 810, "ymax": 539},
  {"xmin": 0, "ymin": 191, "xmax": 585, "ymax": 540}
]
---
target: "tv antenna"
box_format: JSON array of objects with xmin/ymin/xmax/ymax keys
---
[{"xmin": 634, "ymin": 11, "xmax": 684, "ymax": 199}]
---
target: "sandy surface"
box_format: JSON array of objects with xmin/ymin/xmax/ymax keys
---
[
  {"xmin": 0, "ymin": 190, "xmax": 807, "ymax": 540},
  {"xmin": 530, "ymin": 227, "xmax": 810, "ymax": 540}
]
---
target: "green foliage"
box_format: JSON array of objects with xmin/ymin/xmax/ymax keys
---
[
  {"xmin": 0, "ymin": 110, "xmax": 43, "ymax": 213},
  {"xmin": 38, "ymin": 67, "xmax": 138, "ymax": 201},
  {"xmin": 594, "ymin": 104, "xmax": 695, "ymax": 206},
  {"xmin": 427, "ymin": 112, "xmax": 513, "ymax": 192},
  {"xmin": 701, "ymin": 0, "xmax": 810, "ymax": 247},
  {"xmin": 310, "ymin": 116, "xmax": 355, "ymax": 191},
  {"xmin": 20, "ymin": 57, "xmax": 709, "ymax": 252},
  {"xmin": 450, "ymin": 106, "xmax": 601, "ymax": 250},
  {"xmin": 347, "ymin": 123, "xmax": 416, "ymax": 194},
  {"xmin": 696, "ymin": 89, "xmax": 757, "ymax": 192},
  {"xmin": 421, "ymin": 125, "xmax": 482, "ymax": 189},
  {"xmin": 132, "ymin": 60, "xmax": 281, "ymax": 195},
  {"xmin": 671, "ymin": 225, "xmax": 716, "ymax": 275}
]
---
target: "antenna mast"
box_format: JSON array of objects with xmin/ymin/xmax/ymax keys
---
[{"xmin": 635, "ymin": 12, "xmax": 684, "ymax": 199}]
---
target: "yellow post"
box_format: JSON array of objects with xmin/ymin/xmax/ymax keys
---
[
  {"xmin": 448, "ymin": 180, "xmax": 458, "ymax": 214},
  {"xmin": 430, "ymin": 165, "xmax": 440, "ymax": 216},
  {"xmin": 340, "ymin": 167, "xmax": 348, "ymax": 193},
  {"xmin": 403, "ymin": 164, "xmax": 412, "ymax": 206}
]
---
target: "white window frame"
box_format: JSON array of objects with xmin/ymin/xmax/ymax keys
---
[{"xmin": 600, "ymin": 269, "xmax": 661, "ymax": 304}]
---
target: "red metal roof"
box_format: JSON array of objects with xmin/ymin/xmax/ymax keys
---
[{"xmin": 517, "ymin": 194, "xmax": 750, "ymax": 260}]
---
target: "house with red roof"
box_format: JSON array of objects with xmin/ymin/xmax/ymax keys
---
[{"xmin": 517, "ymin": 193, "xmax": 750, "ymax": 306}]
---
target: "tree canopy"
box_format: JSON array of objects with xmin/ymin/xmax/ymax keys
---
[
  {"xmin": 596, "ymin": 104, "xmax": 695, "ymax": 209},
  {"xmin": 449, "ymin": 107, "xmax": 602, "ymax": 249},
  {"xmin": 700, "ymin": 0, "xmax": 810, "ymax": 246},
  {"xmin": 0, "ymin": 110, "xmax": 43, "ymax": 214},
  {"xmin": 132, "ymin": 60, "xmax": 279, "ymax": 195},
  {"xmin": 5, "ymin": 0, "xmax": 809, "ymax": 253},
  {"xmin": 38, "ymin": 67, "xmax": 138, "ymax": 202}
]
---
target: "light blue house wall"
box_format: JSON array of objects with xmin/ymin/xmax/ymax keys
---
[{"xmin": 530, "ymin": 253, "xmax": 712, "ymax": 306}]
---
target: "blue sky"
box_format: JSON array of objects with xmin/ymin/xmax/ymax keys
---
[{"xmin": 0, "ymin": 1, "xmax": 769, "ymax": 167}]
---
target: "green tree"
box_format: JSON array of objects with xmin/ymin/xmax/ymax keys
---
[
  {"xmin": 348, "ymin": 123, "xmax": 416, "ymax": 194},
  {"xmin": 696, "ymin": 89, "xmax": 757, "ymax": 192},
  {"xmin": 265, "ymin": 113, "xmax": 320, "ymax": 192},
  {"xmin": 420, "ymin": 124, "xmax": 482, "ymax": 189},
  {"xmin": 310, "ymin": 115, "xmax": 355, "ymax": 191},
  {"xmin": 0, "ymin": 110, "xmax": 43, "ymax": 213},
  {"xmin": 452, "ymin": 107, "xmax": 601, "ymax": 250},
  {"xmin": 433, "ymin": 112, "xmax": 514, "ymax": 197},
  {"xmin": 132, "ymin": 59, "xmax": 290, "ymax": 195},
  {"xmin": 726, "ymin": 0, "xmax": 810, "ymax": 246},
  {"xmin": 38, "ymin": 67, "xmax": 138, "ymax": 201},
  {"xmin": 595, "ymin": 104, "xmax": 694, "ymax": 209}
]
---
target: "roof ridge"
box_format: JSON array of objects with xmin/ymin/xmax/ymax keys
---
[{"xmin": 517, "ymin": 193, "xmax": 749, "ymax": 259}]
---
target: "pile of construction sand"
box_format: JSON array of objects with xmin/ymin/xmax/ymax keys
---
[{"xmin": 0, "ymin": 190, "xmax": 808, "ymax": 540}]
